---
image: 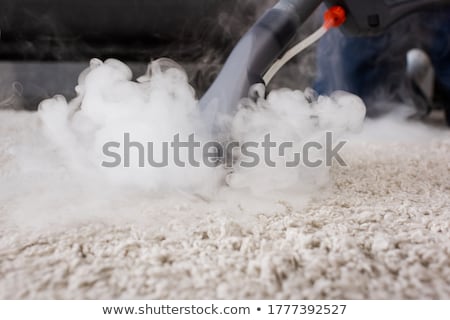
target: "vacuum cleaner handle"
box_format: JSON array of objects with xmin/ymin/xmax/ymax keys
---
[
  {"xmin": 325, "ymin": 0, "xmax": 450, "ymax": 36},
  {"xmin": 200, "ymin": 0, "xmax": 323, "ymax": 135}
]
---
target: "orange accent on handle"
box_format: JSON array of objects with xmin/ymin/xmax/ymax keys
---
[{"xmin": 323, "ymin": 6, "xmax": 347, "ymax": 30}]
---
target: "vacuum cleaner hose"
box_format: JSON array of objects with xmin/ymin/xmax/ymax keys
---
[{"xmin": 200, "ymin": 0, "xmax": 323, "ymax": 136}]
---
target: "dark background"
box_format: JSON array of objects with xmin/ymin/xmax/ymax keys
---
[{"xmin": 1, "ymin": 0, "xmax": 314, "ymax": 109}]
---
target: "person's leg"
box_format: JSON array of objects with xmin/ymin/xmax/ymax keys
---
[
  {"xmin": 315, "ymin": 30, "xmax": 387, "ymax": 96},
  {"xmin": 314, "ymin": 28, "xmax": 411, "ymax": 116},
  {"xmin": 422, "ymin": 8, "xmax": 450, "ymax": 125},
  {"xmin": 314, "ymin": 12, "xmax": 427, "ymax": 117}
]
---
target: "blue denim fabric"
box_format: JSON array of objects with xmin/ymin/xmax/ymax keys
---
[{"xmin": 314, "ymin": 9, "xmax": 450, "ymax": 108}]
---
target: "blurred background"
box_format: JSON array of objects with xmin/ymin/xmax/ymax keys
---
[{"xmin": 0, "ymin": 0, "xmax": 321, "ymax": 110}]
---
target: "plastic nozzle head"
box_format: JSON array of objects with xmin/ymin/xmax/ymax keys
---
[{"xmin": 323, "ymin": 6, "xmax": 346, "ymax": 30}]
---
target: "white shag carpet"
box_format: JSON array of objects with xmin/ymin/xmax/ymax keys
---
[{"xmin": 0, "ymin": 112, "xmax": 450, "ymax": 300}]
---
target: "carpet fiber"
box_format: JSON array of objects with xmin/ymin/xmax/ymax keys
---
[{"xmin": 1, "ymin": 114, "xmax": 449, "ymax": 299}]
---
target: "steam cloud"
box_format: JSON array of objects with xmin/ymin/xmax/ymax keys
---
[{"xmin": 0, "ymin": 58, "xmax": 369, "ymax": 230}]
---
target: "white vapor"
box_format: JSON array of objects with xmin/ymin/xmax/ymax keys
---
[{"xmin": 0, "ymin": 58, "xmax": 372, "ymax": 231}]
